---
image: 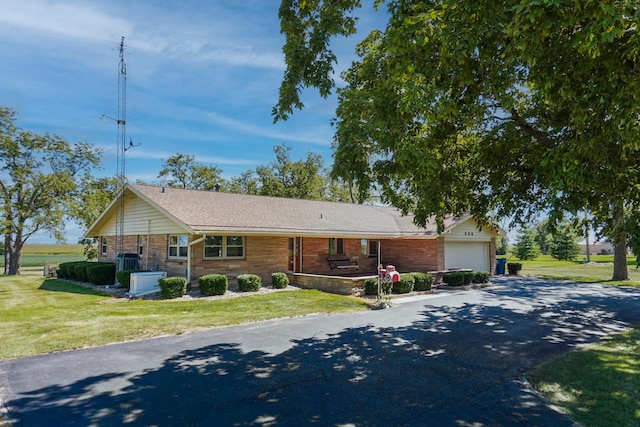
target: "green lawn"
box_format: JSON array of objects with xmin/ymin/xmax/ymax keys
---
[
  {"xmin": 0, "ymin": 274, "xmax": 368, "ymax": 360},
  {"xmin": 528, "ymin": 328, "xmax": 640, "ymax": 427},
  {"xmin": 515, "ymin": 254, "xmax": 640, "ymax": 288}
]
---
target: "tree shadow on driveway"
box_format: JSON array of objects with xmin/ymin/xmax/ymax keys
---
[{"xmin": 5, "ymin": 279, "xmax": 640, "ymax": 426}]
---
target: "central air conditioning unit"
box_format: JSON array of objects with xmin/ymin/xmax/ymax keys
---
[{"xmin": 129, "ymin": 271, "xmax": 167, "ymax": 297}]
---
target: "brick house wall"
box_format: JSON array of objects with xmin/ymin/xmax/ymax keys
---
[
  {"xmin": 300, "ymin": 237, "xmax": 379, "ymax": 275},
  {"xmin": 190, "ymin": 236, "xmax": 289, "ymax": 284},
  {"xmin": 99, "ymin": 234, "xmax": 290, "ymax": 285},
  {"xmin": 380, "ymin": 238, "xmax": 441, "ymax": 273},
  {"xmin": 98, "ymin": 233, "xmax": 494, "ymax": 288}
]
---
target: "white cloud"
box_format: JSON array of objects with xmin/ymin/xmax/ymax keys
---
[
  {"xmin": 206, "ymin": 113, "xmax": 332, "ymax": 146},
  {"xmin": 0, "ymin": 0, "xmax": 284, "ymax": 69},
  {"xmin": 0, "ymin": 0, "xmax": 133, "ymax": 42}
]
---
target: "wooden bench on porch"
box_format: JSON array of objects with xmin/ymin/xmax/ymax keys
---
[{"xmin": 328, "ymin": 255, "xmax": 359, "ymax": 270}]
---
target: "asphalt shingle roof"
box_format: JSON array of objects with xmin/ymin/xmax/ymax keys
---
[{"xmin": 129, "ymin": 184, "xmax": 454, "ymax": 238}]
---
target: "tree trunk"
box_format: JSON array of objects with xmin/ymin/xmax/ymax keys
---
[
  {"xmin": 5, "ymin": 234, "xmax": 22, "ymax": 275},
  {"xmin": 584, "ymin": 213, "xmax": 591, "ymax": 263},
  {"xmin": 3, "ymin": 234, "xmax": 8, "ymax": 275},
  {"xmin": 611, "ymin": 202, "xmax": 629, "ymax": 281}
]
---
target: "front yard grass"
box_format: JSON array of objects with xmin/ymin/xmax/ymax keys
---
[
  {"xmin": 517, "ymin": 255, "xmax": 640, "ymax": 288},
  {"xmin": 528, "ymin": 328, "xmax": 640, "ymax": 427},
  {"xmin": 0, "ymin": 275, "xmax": 368, "ymax": 360}
]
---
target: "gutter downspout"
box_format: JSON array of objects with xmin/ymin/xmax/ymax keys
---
[{"xmin": 145, "ymin": 220, "xmax": 150, "ymax": 270}]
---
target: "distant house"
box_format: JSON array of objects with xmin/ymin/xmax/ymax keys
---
[
  {"xmin": 581, "ymin": 241, "xmax": 614, "ymax": 256},
  {"xmin": 84, "ymin": 184, "xmax": 503, "ymax": 286}
]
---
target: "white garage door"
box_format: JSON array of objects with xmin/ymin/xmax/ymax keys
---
[{"xmin": 445, "ymin": 241, "xmax": 490, "ymax": 272}]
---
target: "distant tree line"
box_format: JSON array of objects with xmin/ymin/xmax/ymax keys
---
[{"xmin": 153, "ymin": 144, "xmax": 357, "ymax": 203}]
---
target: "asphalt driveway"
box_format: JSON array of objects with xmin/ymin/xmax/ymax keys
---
[{"xmin": 2, "ymin": 277, "xmax": 640, "ymax": 426}]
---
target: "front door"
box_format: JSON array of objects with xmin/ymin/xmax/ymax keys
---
[{"xmin": 288, "ymin": 237, "xmax": 302, "ymax": 273}]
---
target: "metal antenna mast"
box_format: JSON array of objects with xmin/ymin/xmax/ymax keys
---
[
  {"xmin": 102, "ymin": 37, "xmax": 139, "ymax": 269},
  {"xmin": 116, "ymin": 36, "xmax": 127, "ymax": 264}
]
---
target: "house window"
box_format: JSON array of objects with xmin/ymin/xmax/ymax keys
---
[
  {"xmin": 368, "ymin": 240, "xmax": 379, "ymax": 257},
  {"xmin": 168, "ymin": 235, "xmax": 188, "ymax": 258},
  {"xmin": 204, "ymin": 236, "xmax": 245, "ymax": 259},
  {"xmin": 101, "ymin": 237, "xmax": 107, "ymax": 255},
  {"xmin": 138, "ymin": 236, "xmax": 145, "ymax": 256},
  {"xmin": 329, "ymin": 238, "xmax": 344, "ymax": 255}
]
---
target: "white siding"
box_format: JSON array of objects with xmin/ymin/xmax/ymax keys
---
[
  {"xmin": 92, "ymin": 194, "xmax": 187, "ymax": 236},
  {"xmin": 445, "ymin": 218, "xmax": 494, "ymax": 242}
]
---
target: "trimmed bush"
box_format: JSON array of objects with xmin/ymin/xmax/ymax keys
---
[
  {"xmin": 392, "ymin": 274, "xmax": 415, "ymax": 294},
  {"xmin": 463, "ymin": 271, "xmax": 474, "ymax": 285},
  {"xmin": 86, "ymin": 263, "xmax": 116, "ymax": 286},
  {"xmin": 238, "ymin": 274, "xmax": 261, "ymax": 292},
  {"xmin": 56, "ymin": 262, "xmax": 71, "ymax": 279},
  {"xmin": 159, "ymin": 277, "xmax": 187, "ymax": 299},
  {"xmin": 472, "ymin": 271, "xmax": 491, "ymax": 284},
  {"xmin": 199, "ymin": 274, "xmax": 228, "ymax": 296},
  {"xmin": 271, "ymin": 272, "xmax": 289, "ymax": 289},
  {"xmin": 442, "ymin": 272, "xmax": 466, "ymax": 286},
  {"xmin": 59, "ymin": 261, "xmax": 87, "ymax": 280},
  {"xmin": 73, "ymin": 262, "xmax": 93, "ymax": 282},
  {"xmin": 364, "ymin": 277, "xmax": 392, "ymax": 296},
  {"xmin": 507, "ymin": 262, "xmax": 523, "ymax": 275},
  {"xmin": 412, "ymin": 272, "xmax": 434, "ymax": 291},
  {"xmin": 116, "ymin": 269, "xmax": 151, "ymax": 290}
]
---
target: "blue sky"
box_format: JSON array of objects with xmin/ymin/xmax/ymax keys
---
[{"xmin": 0, "ymin": 1, "xmax": 385, "ymax": 242}]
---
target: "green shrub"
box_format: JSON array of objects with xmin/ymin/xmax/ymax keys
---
[
  {"xmin": 392, "ymin": 274, "xmax": 415, "ymax": 294},
  {"xmin": 412, "ymin": 272, "xmax": 433, "ymax": 291},
  {"xmin": 507, "ymin": 262, "xmax": 523, "ymax": 275},
  {"xmin": 56, "ymin": 262, "xmax": 71, "ymax": 279},
  {"xmin": 271, "ymin": 272, "xmax": 289, "ymax": 289},
  {"xmin": 73, "ymin": 262, "xmax": 93, "ymax": 282},
  {"xmin": 199, "ymin": 274, "xmax": 228, "ymax": 296},
  {"xmin": 86, "ymin": 263, "xmax": 116, "ymax": 286},
  {"xmin": 463, "ymin": 271, "xmax": 474, "ymax": 285},
  {"xmin": 472, "ymin": 271, "xmax": 491, "ymax": 284},
  {"xmin": 59, "ymin": 261, "xmax": 86, "ymax": 280},
  {"xmin": 442, "ymin": 272, "xmax": 466, "ymax": 286},
  {"xmin": 364, "ymin": 277, "xmax": 392, "ymax": 296},
  {"xmin": 116, "ymin": 269, "xmax": 151, "ymax": 290},
  {"xmin": 159, "ymin": 277, "xmax": 187, "ymax": 299},
  {"xmin": 238, "ymin": 274, "xmax": 261, "ymax": 292}
]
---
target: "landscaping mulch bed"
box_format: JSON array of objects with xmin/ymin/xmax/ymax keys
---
[{"xmin": 67, "ymin": 280, "xmax": 301, "ymax": 302}]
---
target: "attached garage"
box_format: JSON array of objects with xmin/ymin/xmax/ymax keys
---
[
  {"xmin": 443, "ymin": 217, "xmax": 498, "ymax": 273},
  {"xmin": 444, "ymin": 241, "xmax": 490, "ymax": 272}
]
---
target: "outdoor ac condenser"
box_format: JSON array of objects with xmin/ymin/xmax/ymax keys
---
[{"xmin": 129, "ymin": 271, "xmax": 167, "ymax": 297}]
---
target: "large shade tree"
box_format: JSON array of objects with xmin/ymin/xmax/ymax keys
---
[
  {"xmin": 158, "ymin": 153, "xmax": 224, "ymax": 191},
  {"xmin": 0, "ymin": 107, "xmax": 101, "ymax": 274},
  {"xmin": 274, "ymin": 0, "xmax": 640, "ymax": 280}
]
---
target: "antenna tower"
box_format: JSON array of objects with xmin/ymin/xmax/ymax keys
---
[{"xmin": 115, "ymin": 36, "xmax": 127, "ymax": 263}]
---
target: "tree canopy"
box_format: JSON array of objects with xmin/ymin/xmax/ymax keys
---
[
  {"xmin": 158, "ymin": 153, "xmax": 224, "ymax": 191},
  {"xmin": 227, "ymin": 144, "xmax": 353, "ymax": 201},
  {"xmin": 275, "ymin": 0, "xmax": 640, "ymax": 280},
  {"xmin": 0, "ymin": 107, "xmax": 102, "ymax": 274}
]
